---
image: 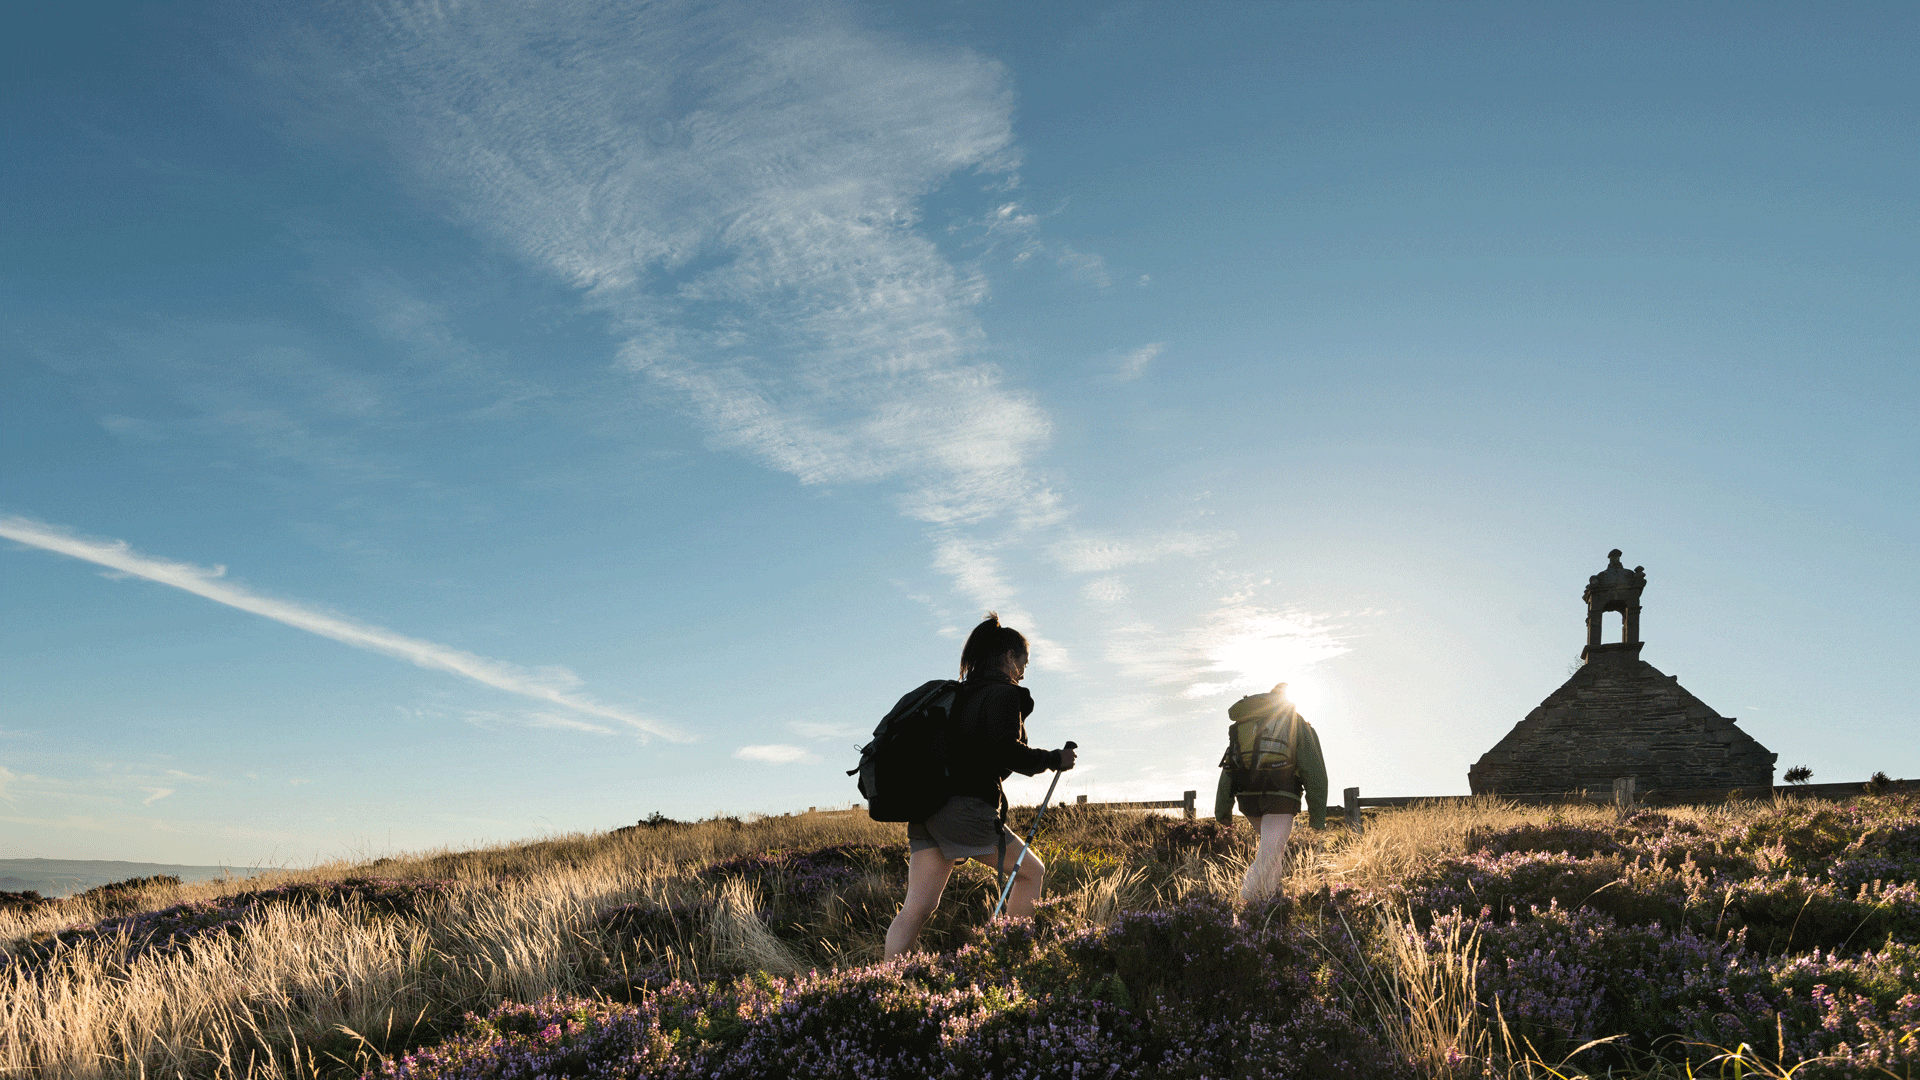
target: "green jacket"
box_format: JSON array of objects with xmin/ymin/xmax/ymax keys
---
[{"xmin": 1213, "ymin": 706, "xmax": 1328, "ymax": 829}]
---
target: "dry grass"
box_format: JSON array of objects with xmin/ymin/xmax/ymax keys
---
[
  {"xmin": 0, "ymin": 812, "xmax": 902, "ymax": 1080},
  {"xmin": 2, "ymin": 900, "xmax": 436, "ymax": 1080},
  {"xmin": 0, "ymin": 799, "xmax": 1815, "ymax": 1080}
]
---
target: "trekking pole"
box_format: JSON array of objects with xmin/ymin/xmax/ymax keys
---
[{"xmin": 989, "ymin": 741, "xmax": 1077, "ymax": 920}]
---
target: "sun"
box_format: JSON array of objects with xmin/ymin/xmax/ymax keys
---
[{"xmin": 1276, "ymin": 673, "xmax": 1326, "ymax": 716}]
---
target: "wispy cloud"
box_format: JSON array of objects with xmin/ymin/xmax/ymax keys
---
[
  {"xmin": 929, "ymin": 536, "xmax": 1072, "ymax": 671},
  {"xmin": 788, "ymin": 720, "xmax": 858, "ymax": 742},
  {"xmin": 271, "ymin": 0, "xmax": 1070, "ymax": 628},
  {"xmin": 141, "ymin": 788, "xmax": 175, "ymax": 806},
  {"xmin": 282, "ymin": 2, "xmax": 1047, "ymax": 521},
  {"xmin": 735, "ymin": 744, "xmax": 817, "ymax": 765},
  {"xmin": 462, "ymin": 710, "xmax": 618, "ymax": 736},
  {"xmin": 952, "ymin": 200, "xmax": 1112, "ymax": 287},
  {"xmin": 932, "ymin": 536, "xmax": 1018, "ymax": 614},
  {"xmin": 1114, "ymin": 343, "xmax": 1162, "ymax": 381},
  {"xmin": 521, "ymin": 712, "xmax": 619, "ymax": 736},
  {"xmin": 0, "ymin": 516, "xmax": 682, "ymax": 741},
  {"xmin": 1055, "ymin": 247, "xmax": 1111, "ymax": 288},
  {"xmin": 1048, "ymin": 532, "xmax": 1229, "ymax": 574},
  {"xmin": 1082, "ymin": 577, "xmax": 1130, "ymax": 606}
]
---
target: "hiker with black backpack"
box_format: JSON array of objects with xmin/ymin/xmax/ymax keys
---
[
  {"xmin": 1213, "ymin": 682, "xmax": 1327, "ymax": 901},
  {"xmin": 878, "ymin": 613, "xmax": 1075, "ymax": 959}
]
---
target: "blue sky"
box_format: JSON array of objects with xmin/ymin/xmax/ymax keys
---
[{"xmin": 3, "ymin": 1, "xmax": 1914, "ymax": 865}]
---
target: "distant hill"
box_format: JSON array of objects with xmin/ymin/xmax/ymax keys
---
[{"xmin": 0, "ymin": 858, "xmax": 277, "ymax": 898}]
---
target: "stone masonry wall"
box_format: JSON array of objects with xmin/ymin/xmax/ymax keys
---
[{"xmin": 1469, "ymin": 645, "xmax": 1776, "ymax": 796}]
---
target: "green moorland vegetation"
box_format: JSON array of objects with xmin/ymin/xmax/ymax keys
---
[{"xmin": 2, "ymin": 794, "xmax": 1915, "ymax": 1079}]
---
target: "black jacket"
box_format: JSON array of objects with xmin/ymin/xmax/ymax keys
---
[{"xmin": 939, "ymin": 670, "xmax": 1059, "ymax": 804}]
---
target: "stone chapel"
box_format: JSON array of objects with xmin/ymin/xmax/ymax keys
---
[{"xmin": 1468, "ymin": 550, "xmax": 1776, "ymax": 796}]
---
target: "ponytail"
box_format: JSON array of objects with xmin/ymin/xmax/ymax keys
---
[{"xmin": 959, "ymin": 611, "xmax": 1029, "ymax": 679}]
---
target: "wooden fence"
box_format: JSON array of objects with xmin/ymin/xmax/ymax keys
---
[
  {"xmin": 791, "ymin": 777, "xmax": 1912, "ymax": 834},
  {"xmin": 1332, "ymin": 777, "xmax": 1917, "ymax": 833}
]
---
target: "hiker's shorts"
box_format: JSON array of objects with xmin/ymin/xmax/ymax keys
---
[
  {"xmin": 1236, "ymin": 791, "xmax": 1303, "ymax": 819},
  {"xmin": 908, "ymin": 796, "xmax": 1021, "ymax": 865}
]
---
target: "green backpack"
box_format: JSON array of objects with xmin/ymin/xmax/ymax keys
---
[{"xmin": 1220, "ymin": 693, "xmax": 1301, "ymax": 793}]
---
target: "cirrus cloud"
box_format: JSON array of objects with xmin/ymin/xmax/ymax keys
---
[
  {"xmin": 276, "ymin": 0, "xmax": 1050, "ymax": 529},
  {"xmin": 0, "ymin": 516, "xmax": 680, "ymax": 741}
]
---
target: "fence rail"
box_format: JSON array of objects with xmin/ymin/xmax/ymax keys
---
[{"xmin": 1072, "ymin": 792, "xmax": 1198, "ymax": 818}]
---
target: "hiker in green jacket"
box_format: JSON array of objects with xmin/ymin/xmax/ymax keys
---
[{"xmin": 1213, "ymin": 682, "xmax": 1327, "ymax": 901}]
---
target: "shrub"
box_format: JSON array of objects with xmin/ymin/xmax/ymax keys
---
[
  {"xmin": 1715, "ymin": 875, "xmax": 1920, "ymax": 955},
  {"xmin": 1676, "ymin": 942, "xmax": 1920, "ymax": 1078},
  {"xmin": 1747, "ymin": 802, "xmax": 1877, "ymax": 864},
  {"xmin": 0, "ymin": 890, "xmax": 47, "ymax": 912},
  {"xmin": 612, "ymin": 812, "xmax": 684, "ymax": 835},
  {"xmin": 1464, "ymin": 821, "xmax": 1628, "ymax": 859},
  {"xmin": 78, "ymin": 873, "xmax": 183, "ymax": 899},
  {"xmin": 1438, "ymin": 901, "xmax": 1764, "ymax": 1058},
  {"xmin": 1149, "ymin": 818, "xmax": 1248, "ymax": 861},
  {"xmin": 1462, "ymin": 813, "xmax": 1758, "ymax": 880},
  {"xmin": 595, "ymin": 898, "xmax": 714, "ymax": 987},
  {"xmin": 697, "ymin": 843, "xmax": 898, "ymax": 905},
  {"xmin": 381, "ymin": 897, "xmax": 1409, "ymax": 1080}
]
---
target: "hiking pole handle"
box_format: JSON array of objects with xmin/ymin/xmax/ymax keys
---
[{"xmin": 988, "ymin": 751, "xmax": 1074, "ymax": 920}]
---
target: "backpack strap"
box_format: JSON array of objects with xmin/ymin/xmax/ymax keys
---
[{"xmin": 995, "ymin": 791, "xmax": 1008, "ymax": 887}]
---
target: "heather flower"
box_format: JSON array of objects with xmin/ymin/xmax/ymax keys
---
[{"xmin": 376, "ymin": 897, "xmax": 1408, "ymax": 1080}]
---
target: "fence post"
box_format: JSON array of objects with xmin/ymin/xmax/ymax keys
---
[
  {"xmin": 1343, "ymin": 786, "xmax": 1363, "ymax": 834},
  {"xmin": 1182, "ymin": 790, "xmax": 1196, "ymax": 820},
  {"xmin": 1613, "ymin": 776, "xmax": 1636, "ymax": 815}
]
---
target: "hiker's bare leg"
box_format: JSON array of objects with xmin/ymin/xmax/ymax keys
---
[
  {"xmin": 983, "ymin": 834, "xmax": 1047, "ymax": 918},
  {"xmin": 1241, "ymin": 812, "xmax": 1295, "ymax": 901},
  {"xmin": 885, "ymin": 847, "xmax": 958, "ymax": 959}
]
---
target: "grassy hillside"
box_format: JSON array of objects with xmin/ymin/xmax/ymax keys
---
[{"xmin": 2, "ymin": 796, "xmax": 1914, "ymax": 1079}]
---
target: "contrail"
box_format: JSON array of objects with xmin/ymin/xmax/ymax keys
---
[{"xmin": 0, "ymin": 515, "xmax": 684, "ymax": 742}]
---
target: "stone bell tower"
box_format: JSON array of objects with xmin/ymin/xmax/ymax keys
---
[
  {"xmin": 1469, "ymin": 550, "xmax": 1776, "ymax": 797},
  {"xmin": 1583, "ymin": 548, "xmax": 1646, "ymax": 662}
]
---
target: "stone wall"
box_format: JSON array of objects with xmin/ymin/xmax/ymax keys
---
[{"xmin": 1469, "ymin": 642, "xmax": 1776, "ymax": 796}]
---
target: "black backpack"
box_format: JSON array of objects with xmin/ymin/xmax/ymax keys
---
[{"xmin": 848, "ymin": 679, "xmax": 963, "ymax": 822}]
